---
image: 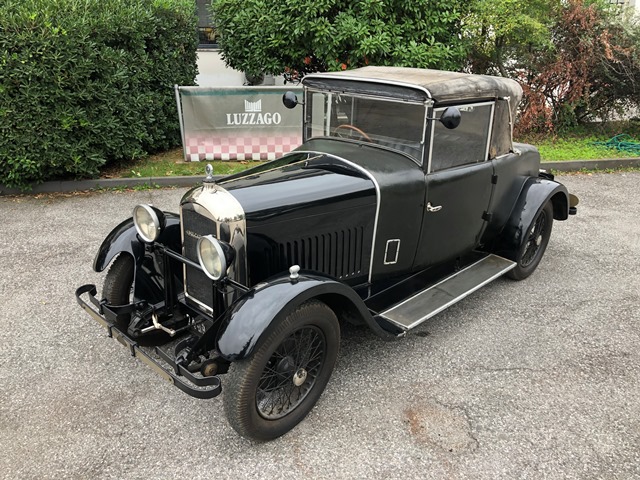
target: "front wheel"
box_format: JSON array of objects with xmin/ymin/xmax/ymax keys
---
[
  {"xmin": 102, "ymin": 254, "xmax": 134, "ymax": 327},
  {"xmin": 223, "ymin": 300, "xmax": 340, "ymax": 441},
  {"xmin": 507, "ymin": 202, "xmax": 554, "ymax": 280}
]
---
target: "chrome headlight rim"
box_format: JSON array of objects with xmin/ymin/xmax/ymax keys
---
[
  {"xmin": 133, "ymin": 204, "xmax": 163, "ymax": 243},
  {"xmin": 197, "ymin": 235, "xmax": 228, "ymax": 281}
]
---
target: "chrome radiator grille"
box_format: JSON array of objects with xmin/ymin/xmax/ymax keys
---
[{"xmin": 181, "ymin": 207, "xmax": 216, "ymax": 310}]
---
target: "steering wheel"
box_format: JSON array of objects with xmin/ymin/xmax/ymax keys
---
[{"xmin": 333, "ymin": 124, "xmax": 372, "ymax": 142}]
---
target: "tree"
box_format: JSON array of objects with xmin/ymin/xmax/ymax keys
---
[
  {"xmin": 462, "ymin": 0, "xmax": 559, "ymax": 77},
  {"xmin": 584, "ymin": 6, "xmax": 640, "ymax": 122},
  {"xmin": 515, "ymin": 0, "xmax": 640, "ymax": 132},
  {"xmin": 463, "ymin": 0, "xmax": 640, "ymax": 132},
  {"xmin": 211, "ymin": 0, "xmax": 469, "ymax": 82}
]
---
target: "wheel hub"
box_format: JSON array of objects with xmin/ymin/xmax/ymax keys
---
[
  {"xmin": 276, "ymin": 356, "xmax": 295, "ymax": 376},
  {"xmin": 255, "ymin": 324, "xmax": 328, "ymax": 420},
  {"xmin": 293, "ymin": 368, "xmax": 307, "ymax": 387}
]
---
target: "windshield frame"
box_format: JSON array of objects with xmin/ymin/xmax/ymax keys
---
[{"xmin": 303, "ymin": 87, "xmax": 432, "ymax": 166}]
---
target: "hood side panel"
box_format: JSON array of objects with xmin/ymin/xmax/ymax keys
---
[
  {"xmin": 298, "ymin": 139, "xmax": 426, "ymax": 283},
  {"xmin": 219, "ymin": 141, "xmax": 426, "ymax": 286},
  {"xmin": 246, "ymin": 204, "xmax": 376, "ymax": 286}
]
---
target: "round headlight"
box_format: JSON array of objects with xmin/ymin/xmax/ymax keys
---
[
  {"xmin": 198, "ymin": 235, "xmax": 236, "ymax": 280},
  {"xmin": 197, "ymin": 235, "xmax": 228, "ymax": 281},
  {"xmin": 133, "ymin": 204, "xmax": 162, "ymax": 243}
]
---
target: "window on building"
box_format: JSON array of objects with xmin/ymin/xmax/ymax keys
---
[{"xmin": 196, "ymin": 0, "xmax": 217, "ymax": 48}]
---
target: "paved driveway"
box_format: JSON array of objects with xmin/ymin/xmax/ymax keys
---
[{"xmin": 1, "ymin": 172, "xmax": 638, "ymax": 480}]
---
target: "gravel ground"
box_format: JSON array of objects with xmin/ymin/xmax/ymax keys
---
[{"xmin": 0, "ymin": 172, "xmax": 638, "ymax": 480}]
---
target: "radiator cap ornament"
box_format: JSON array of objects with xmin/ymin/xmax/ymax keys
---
[{"xmin": 204, "ymin": 163, "xmax": 215, "ymax": 183}]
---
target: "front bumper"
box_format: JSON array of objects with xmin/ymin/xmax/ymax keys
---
[{"xmin": 75, "ymin": 284, "xmax": 221, "ymax": 399}]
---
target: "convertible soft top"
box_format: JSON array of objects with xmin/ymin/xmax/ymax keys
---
[
  {"xmin": 303, "ymin": 66, "xmax": 523, "ymax": 158},
  {"xmin": 304, "ymin": 66, "xmax": 523, "ymax": 106}
]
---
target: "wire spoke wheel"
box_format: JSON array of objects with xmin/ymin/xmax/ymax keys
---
[
  {"xmin": 521, "ymin": 208, "xmax": 548, "ymax": 267},
  {"xmin": 223, "ymin": 300, "xmax": 340, "ymax": 441},
  {"xmin": 507, "ymin": 201, "xmax": 554, "ymax": 281},
  {"xmin": 256, "ymin": 326, "xmax": 326, "ymax": 419}
]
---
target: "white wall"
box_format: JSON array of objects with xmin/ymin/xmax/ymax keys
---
[
  {"xmin": 610, "ymin": 0, "xmax": 639, "ymax": 9},
  {"xmin": 196, "ymin": 50, "xmax": 285, "ymax": 87},
  {"xmin": 196, "ymin": 50, "xmax": 243, "ymax": 86}
]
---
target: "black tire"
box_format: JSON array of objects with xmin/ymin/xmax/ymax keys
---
[
  {"xmin": 223, "ymin": 300, "xmax": 340, "ymax": 441},
  {"xmin": 507, "ymin": 202, "xmax": 554, "ymax": 280},
  {"xmin": 102, "ymin": 254, "xmax": 134, "ymax": 327}
]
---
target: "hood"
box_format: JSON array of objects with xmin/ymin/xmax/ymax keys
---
[{"xmin": 218, "ymin": 151, "xmax": 377, "ymax": 226}]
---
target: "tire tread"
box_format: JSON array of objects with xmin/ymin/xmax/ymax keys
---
[{"xmin": 223, "ymin": 300, "xmax": 339, "ymax": 441}]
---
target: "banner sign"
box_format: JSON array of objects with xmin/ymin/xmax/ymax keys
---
[{"xmin": 176, "ymin": 86, "xmax": 303, "ymax": 162}]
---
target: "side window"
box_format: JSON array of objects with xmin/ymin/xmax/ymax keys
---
[{"xmin": 430, "ymin": 103, "xmax": 493, "ymax": 172}]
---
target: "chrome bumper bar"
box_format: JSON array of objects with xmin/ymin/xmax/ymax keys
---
[{"xmin": 75, "ymin": 284, "xmax": 221, "ymax": 399}]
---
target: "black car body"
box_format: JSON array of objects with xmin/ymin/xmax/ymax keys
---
[{"xmin": 77, "ymin": 67, "xmax": 577, "ymax": 440}]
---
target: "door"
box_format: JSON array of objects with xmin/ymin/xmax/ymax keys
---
[{"xmin": 413, "ymin": 102, "xmax": 495, "ymax": 269}]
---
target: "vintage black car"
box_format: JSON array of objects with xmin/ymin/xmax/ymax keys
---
[{"xmin": 77, "ymin": 66, "xmax": 578, "ymax": 441}]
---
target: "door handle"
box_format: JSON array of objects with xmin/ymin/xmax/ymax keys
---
[{"xmin": 426, "ymin": 202, "xmax": 442, "ymax": 212}]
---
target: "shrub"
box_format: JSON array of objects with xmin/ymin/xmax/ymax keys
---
[
  {"xmin": 211, "ymin": 0, "xmax": 468, "ymax": 82},
  {"xmin": 0, "ymin": 0, "xmax": 198, "ymax": 189}
]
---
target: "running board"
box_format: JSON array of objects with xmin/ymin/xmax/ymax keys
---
[{"xmin": 378, "ymin": 254, "xmax": 516, "ymax": 331}]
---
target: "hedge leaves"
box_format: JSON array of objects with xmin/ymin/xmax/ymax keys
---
[{"xmin": 0, "ymin": 0, "xmax": 198, "ymax": 188}]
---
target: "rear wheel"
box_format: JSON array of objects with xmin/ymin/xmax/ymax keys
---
[
  {"xmin": 507, "ymin": 202, "xmax": 554, "ymax": 280},
  {"xmin": 223, "ymin": 300, "xmax": 340, "ymax": 441},
  {"xmin": 102, "ymin": 254, "xmax": 134, "ymax": 327}
]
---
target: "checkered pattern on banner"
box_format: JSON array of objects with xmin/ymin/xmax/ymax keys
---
[{"xmin": 185, "ymin": 135, "xmax": 302, "ymax": 162}]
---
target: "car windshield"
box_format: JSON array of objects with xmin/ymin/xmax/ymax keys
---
[{"xmin": 305, "ymin": 90, "xmax": 427, "ymax": 163}]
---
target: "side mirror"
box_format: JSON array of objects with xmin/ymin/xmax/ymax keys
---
[
  {"xmin": 282, "ymin": 91, "xmax": 301, "ymax": 109},
  {"xmin": 439, "ymin": 107, "xmax": 461, "ymax": 130}
]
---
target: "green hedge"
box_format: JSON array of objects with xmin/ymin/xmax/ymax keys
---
[{"xmin": 0, "ymin": 0, "xmax": 198, "ymax": 189}]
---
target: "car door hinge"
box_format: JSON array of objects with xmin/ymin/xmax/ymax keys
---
[
  {"xmin": 482, "ymin": 211, "xmax": 493, "ymax": 221},
  {"xmin": 491, "ymin": 174, "xmax": 498, "ymax": 184}
]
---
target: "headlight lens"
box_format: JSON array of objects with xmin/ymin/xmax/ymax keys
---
[
  {"xmin": 133, "ymin": 204, "xmax": 163, "ymax": 243},
  {"xmin": 197, "ymin": 235, "xmax": 235, "ymax": 281}
]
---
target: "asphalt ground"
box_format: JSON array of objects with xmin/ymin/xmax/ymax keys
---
[{"xmin": 0, "ymin": 172, "xmax": 639, "ymax": 479}]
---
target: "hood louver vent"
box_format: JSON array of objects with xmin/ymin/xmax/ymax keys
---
[{"xmin": 272, "ymin": 227, "xmax": 366, "ymax": 280}]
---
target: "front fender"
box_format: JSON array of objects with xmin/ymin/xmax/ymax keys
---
[
  {"xmin": 93, "ymin": 213, "xmax": 181, "ymax": 272},
  {"xmin": 211, "ymin": 273, "xmax": 394, "ymax": 362},
  {"xmin": 499, "ymin": 178, "xmax": 569, "ymax": 256},
  {"xmin": 92, "ymin": 213, "xmax": 182, "ymax": 303}
]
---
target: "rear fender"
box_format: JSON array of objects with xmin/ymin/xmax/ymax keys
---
[
  {"xmin": 93, "ymin": 213, "xmax": 181, "ymax": 301},
  {"xmin": 498, "ymin": 178, "xmax": 568, "ymax": 257},
  {"xmin": 205, "ymin": 273, "xmax": 395, "ymax": 362}
]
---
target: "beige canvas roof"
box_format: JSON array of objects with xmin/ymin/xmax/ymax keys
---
[
  {"xmin": 304, "ymin": 66, "xmax": 523, "ymax": 106},
  {"xmin": 303, "ymin": 66, "xmax": 522, "ymax": 158}
]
